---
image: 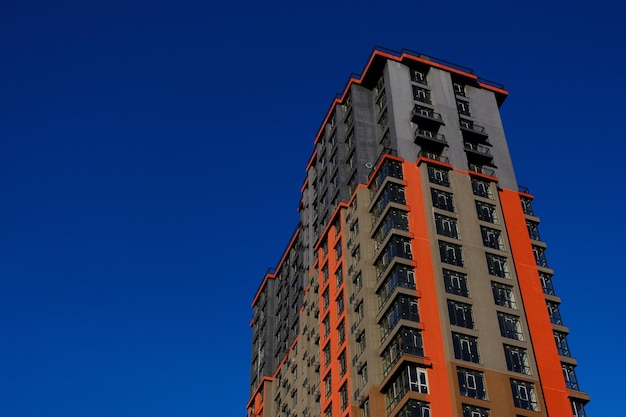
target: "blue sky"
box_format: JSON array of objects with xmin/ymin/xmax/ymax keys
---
[{"xmin": 1, "ymin": 1, "xmax": 624, "ymax": 416}]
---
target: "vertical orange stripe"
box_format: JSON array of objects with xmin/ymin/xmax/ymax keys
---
[
  {"xmin": 404, "ymin": 162, "xmax": 454, "ymax": 416},
  {"xmin": 500, "ymin": 189, "xmax": 570, "ymax": 415}
]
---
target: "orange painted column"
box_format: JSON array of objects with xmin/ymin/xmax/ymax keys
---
[
  {"xmin": 404, "ymin": 162, "xmax": 454, "ymax": 416},
  {"xmin": 500, "ymin": 189, "xmax": 571, "ymax": 416}
]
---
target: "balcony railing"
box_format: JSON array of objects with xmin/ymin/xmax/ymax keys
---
[
  {"xmin": 469, "ymin": 164, "xmax": 495, "ymax": 177},
  {"xmin": 464, "ymin": 142, "xmax": 493, "ymax": 159},
  {"xmin": 418, "ymin": 150, "xmax": 449, "ymax": 164},
  {"xmin": 411, "ymin": 105, "xmax": 444, "ymax": 126},
  {"xmin": 414, "ymin": 128, "xmax": 447, "ymax": 147},
  {"xmin": 460, "ymin": 121, "xmax": 489, "ymax": 140}
]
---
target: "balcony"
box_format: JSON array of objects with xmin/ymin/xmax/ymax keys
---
[
  {"xmin": 414, "ymin": 128, "xmax": 447, "ymax": 149},
  {"xmin": 469, "ymin": 163, "xmax": 495, "ymax": 177},
  {"xmin": 411, "ymin": 105, "xmax": 444, "ymax": 127},
  {"xmin": 464, "ymin": 142, "xmax": 493, "ymax": 163},
  {"xmin": 417, "ymin": 150, "xmax": 449, "ymax": 164},
  {"xmin": 460, "ymin": 120, "xmax": 489, "ymax": 141}
]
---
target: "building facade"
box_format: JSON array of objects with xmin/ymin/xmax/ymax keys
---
[{"xmin": 247, "ymin": 47, "xmax": 589, "ymax": 417}]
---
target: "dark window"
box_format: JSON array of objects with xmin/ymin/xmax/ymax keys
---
[
  {"xmin": 510, "ymin": 379, "xmax": 538, "ymax": 411},
  {"xmin": 498, "ymin": 312, "xmax": 523, "ymax": 340},
  {"xmin": 457, "ymin": 99, "xmax": 471, "ymax": 116},
  {"xmin": 562, "ymin": 364, "xmax": 580, "ymax": 390},
  {"xmin": 443, "ymin": 269, "xmax": 469, "ymax": 297},
  {"xmin": 492, "ymin": 282, "xmax": 517, "ymax": 309},
  {"xmin": 520, "ymin": 197, "xmax": 534, "ymax": 216},
  {"xmin": 481, "ymin": 226, "xmax": 504, "ymax": 250},
  {"xmin": 539, "ymin": 273, "xmax": 555, "ymax": 295},
  {"xmin": 435, "ymin": 214, "xmax": 460, "ymax": 238},
  {"xmin": 547, "ymin": 301, "xmax": 563, "ymax": 325},
  {"xmin": 533, "ymin": 246, "xmax": 548, "ymax": 267},
  {"xmin": 462, "ymin": 404, "xmax": 490, "ymax": 417},
  {"xmin": 452, "ymin": 332, "xmax": 480, "ymax": 363},
  {"xmin": 428, "ymin": 166, "xmax": 450, "ymax": 186},
  {"xmin": 504, "ymin": 345, "xmax": 531, "ymax": 375},
  {"xmin": 526, "ymin": 221, "xmax": 541, "ymax": 241},
  {"xmin": 554, "ymin": 331, "xmax": 571, "ymax": 356},
  {"xmin": 471, "ymin": 178, "xmax": 493, "ymax": 198},
  {"xmin": 448, "ymin": 300, "xmax": 474, "ymax": 329},
  {"xmin": 439, "ymin": 241, "xmax": 464, "ymax": 266},
  {"xmin": 486, "ymin": 253, "xmax": 509, "ymax": 278},
  {"xmin": 432, "ymin": 189, "xmax": 455, "ymax": 212},
  {"xmin": 457, "ymin": 368, "xmax": 486, "ymax": 399},
  {"xmin": 476, "ymin": 201, "xmax": 498, "ymax": 223}
]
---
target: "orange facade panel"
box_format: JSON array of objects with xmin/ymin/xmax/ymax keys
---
[
  {"xmin": 403, "ymin": 161, "xmax": 455, "ymax": 416},
  {"xmin": 500, "ymin": 188, "xmax": 572, "ymax": 416}
]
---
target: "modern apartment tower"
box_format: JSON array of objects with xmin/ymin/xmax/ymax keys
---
[{"xmin": 247, "ymin": 47, "xmax": 589, "ymax": 417}]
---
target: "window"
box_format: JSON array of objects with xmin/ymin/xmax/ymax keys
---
[
  {"xmin": 562, "ymin": 364, "xmax": 580, "ymax": 390},
  {"xmin": 377, "ymin": 265, "xmax": 416, "ymax": 307},
  {"xmin": 322, "ymin": 289, "xmax": 330, "ymax": 310},
  {"xmin": 435, "ymin": 214, "xmax": 460, "ymax": 238},
  {"xmin": 428, "ymin": 166, "xmax": 450, "ymax": 186},
  {"xmin": 471, "ymin": 178, "xmax": 493, "ymax": 199},
  {"xmin": 547, "ymin": 301, "xmax": 563, "ymax": 325},
  {"xmin": 381, "ymin": 327, "xmax": 424, "ymax": 375},
  {"xmin": 492, "ymin": 282, "xmax": 517, "ymax": 309},
  {"xmin": 457, "ymin": 99, "xmax": 471, "ymax": 116},
  {"xmin": 554, "ymin": 331, "xmax": 571, "ymax": 356},
  {"xmin": 520, "ymin": 196, "xmax": 535, "ymax": 216},
  {"xmin": 443, "ymin": 269, "xmax": 469, "ymax": 297},
  {"xmin": 355, "ymin": 301, "xmax": 364, "ymax": 324},
  {"xmin": 510, "ymin": 379, "xmax": 538, "ymax": 411},
  {"xmin": 476, "ymin": 201, "xmax": 498, "ymax": 223},
  {"xmin": 322, "ymin": 264, "xmax": 329, "ymax": 283},
  {"xmin": 324, "ymin": 372, "xmax": 332, "ymax": 398},
  {"xmin": 448, "ymin": 300, "xmax": 474, "ymax": 329},
  {"xmin": 431, "ymin": 188, "xmax": 455, "ymax": 212},
  {"xmin": 439, "ymin": 241, "xmax": 464, "ymax": 266},
  {"xmin": 357, "ymin": 331, "xmax": 366, "ymax": 356},
  {"xmin": 462, "ymin": 404, "xmax": 490, "ymax": 417},
  {"xmin": 457, "ymin": 368, "xmax": 486, "ymax": 399},
  {"xmin": 453, "ymin": 82, "xmax": 466, "ymax": 96},
  {"xmin": 398, "ymin": 400, "xmax": 431, "ymax": 417},
  {"xmin": 498, "ymin": 312, "xmax": 524, "ymax": 340},
  {"xmin": 337, "ymin": 320, "xmax": 345, "ymax": 346},
  {"xmin": 486, "ymin": 253, "xmax": 510, "ymax": 278},
  {"xmin": 533, "ymin": 246, "xmax": 548, "ymax": 267},
  {"xmin": 323, "ymin": 315, "xmax": 331, "ymax": 337},
  {"xmin": 539, "ymin": 273, "xmax": 555, "ymax": 295},
  {"xmin": 481, "ymin": 226, "xmax": 504, "ymax": 250},
  {"xmin": 338, "ymin": 350, "xmax": 347, "ymax": 376},
  {"xmin": 336, "ymin": 266, "xmax": 344, "ymax": 287},
  {"xmin": 336, "ymin": 292, "xmax": 345, "ymax": 316},
  {"xmin": 452, "ymin": 332, "xmax": 480, "ymax": 363},
  {"xmin": 360, "ymin": 364, "xmax": 368, "ymax": 386},
  {"xmin": 411, "ymin": 69, "xmax": 428, "ymax": 84},
  {"xmin": 504, "ymin": 345, "xmax": 531, "ymax": 375},
  {"xmin": 413, "ymin": 86, "xmax": 431, "ymax": 103},
  {"xmin": 376, "ymin": 92, "xmax": 387, "ymax": 113},
  {"xmin": 323, "ymin": 343, "xmax": 331, "ymax": 367},
  {"xmin": 526, "ymin": 221, "xmax": 541, "ymax": 241},
  {"xmin": 335, "ymin": 241, "xmax": 342, "ymax": 261},
  {"xmin": 571, "ymin": 399, "xmax": 587, "ymax": 417},
  {"xmin": 339, "ymin": 383, "xmax": 348, "ymax": 412},
  {"xmin": 380, "ymin": 295, "xmax": 420, "ymax": 339},
  {"xmin": 385, "ymin": 365, "xmax": 429, "ymax": 412},
  {"xmin": 354, "ymin": 272, "xmax": 363, "ymax": 293}
]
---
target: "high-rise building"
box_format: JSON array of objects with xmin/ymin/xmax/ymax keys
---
[{"xmin": 246, "ymin": 47, "xmax": 589, "ymax": 417}]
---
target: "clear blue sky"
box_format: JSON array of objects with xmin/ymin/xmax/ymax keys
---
[{"xmin": 1, "ymin": 1, "xmax": 623, "ymax": 416}]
